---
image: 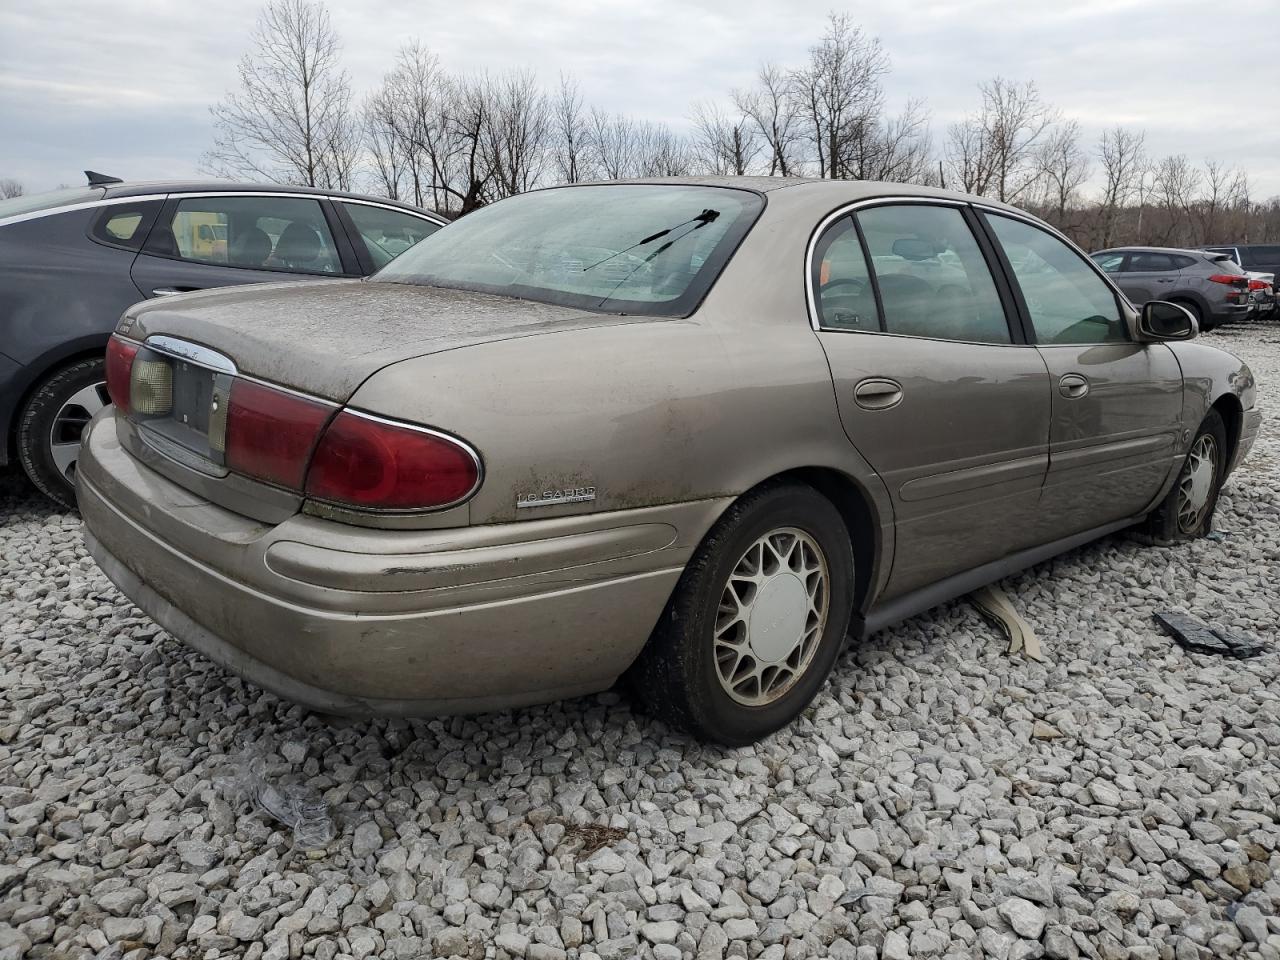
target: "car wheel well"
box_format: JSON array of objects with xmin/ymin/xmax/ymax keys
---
[
  {"xmin": 6, "ymin": 348, "xmax": 107, "ymax": 462},
  {"xmin": 769, "ymin": 467, "xmax": 879, "ymax": 617},
  {"xmin": 1210, "ymin": 393, "xmax": 1243, "ymax": 478}
]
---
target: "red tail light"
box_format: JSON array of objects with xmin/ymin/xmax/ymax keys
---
[
  {"xmin": 304, "ymin": 411, "xmax": 481, "ymax": 511},
  {"xmin": 1208, "ymin": 274, "xmax": 1247, "ymax": 287},
  {"xmin": 225, "ymin": 380, "xmax": 334, "ymax": 490},
  {"xmin": 105, "ymin": 335, "xmax": 140, "ymax": 414},
  {"xmin": 1247, "ymin": 279, "xmax": 1268, "ymax": 291}
]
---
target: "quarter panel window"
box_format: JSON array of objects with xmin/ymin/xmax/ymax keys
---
[
  {"xmin": 855, "ymin": 204, "xmax": 1011, "ymax": 344},
  {"xmin": 812, "ymin": 216, "xmax": 880, "ymax": 332},
  {"xmin": 987, "ymin": 214, "xmax": 1126, "ymax": 345},
  {"xmin": 341, "ymin": 202, "xmax": 441, "ymax": 269},
  {"xmin": 90, "ymin": 200, "xmax": 162, "ymax": 250},
  {"xmin": 146, "ymin": 196, "xmax": 342, "ymax": 275}
]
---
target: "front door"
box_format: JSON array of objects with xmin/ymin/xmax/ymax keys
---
[
  {"xmin": 1115, "ymin": 250, "xmax": 1179, "ymax": 306},
  {"xmin": 812, "ymin": 203, "xmax": 1052, "ymax": 599},
  {"xmin": 981, "ymin": 213, "xmax": 1184, "ymax": 540}
]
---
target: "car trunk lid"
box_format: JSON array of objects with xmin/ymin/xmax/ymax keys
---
[{"xmin": 120, "ymin": 279, "xmax": 626, "ymax": 401}]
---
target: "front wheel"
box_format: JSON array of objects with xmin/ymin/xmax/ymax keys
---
[
  {"xmin": 630, "ymin": 482, "xmax": 854, "ymax": 745},
  {"xmin": 16, "ymin": 358, "xmax": 109, "ymax": 509},
  {"xmin": 1144, "ymin": 410, "xmax": 1227, "ymax": 542}
]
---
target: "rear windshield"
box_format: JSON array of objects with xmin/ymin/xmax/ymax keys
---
[
  {"xmin": 0, "ymin": 187, "xmax": 104, "ymax": 220},
  {"xmin": 372, "ymin": 184, "xmax": 764, "ymax": 317},
  {"xmin": 1208, "ymin": 254, "xmax": 1245, "ymax": 275}
]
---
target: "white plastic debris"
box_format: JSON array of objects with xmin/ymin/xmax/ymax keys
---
[
  {"xmin": 970, "ymin": 584, "xmax": 1044, "ymax": 662},
  {"xmin": 214, "ymin": 749, "xmax": 334, "ymax": 849}
]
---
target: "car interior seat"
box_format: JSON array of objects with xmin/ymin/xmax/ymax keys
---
[
  {"xmin": 228, "ymin": 227, "xmax": 273, "ymax": 267},
  {"xmin": 272, "ymin": 222, "xmax": 325, "ymax": 271}
]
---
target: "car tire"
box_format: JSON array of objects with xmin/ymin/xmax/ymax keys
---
[
  {"xmin": 1175, "ymin": 300, "xmax": 1211, "ymax": 332},
  {"xmin": 16, "ymin": 358, "xmax": 109, "ymax": 510},
  {"xmin": 1143, "ymin": 409, "xmax": 1227, "ymax": 543},
  {"xmin": 629, "ymin": 481, "xmax": 854, "ymax": 745}
]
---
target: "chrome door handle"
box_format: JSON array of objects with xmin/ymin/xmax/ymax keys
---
[
  {"xmin": 1059, "ymin": 374, "xmax": 1090, "ymax": 399},
  {"xmin": 853, "ymin": 378, "xmax": 903, "ymax": 410}
]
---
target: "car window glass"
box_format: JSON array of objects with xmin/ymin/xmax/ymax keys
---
[
  {"xmin": 148, "ymin": 196, "xmax": 342, "ymax": 275},
  {"xmin": 89, "ymin": 199, "xmax": 162, "ymax": 250},
  {"xmin": 372, "ymin": 184, "xmax": 763, "ymax": 318},
  {"xmin": 0, "ymin": 187, "xmax": 103, "ymax": 219},
  {"xmin": 341, "ymin": 202, "xmax": 441, "ymax": 269},
  {"xmin": 1092, "ymin": 252, "xmax": 1125, "ymax": 273},
  {"xmin": 1170, "ymin": 255, "xmax": 1197, "ymax": 269},
  {"xmin": 987, "ymin": 214, "xmax": 1125, "ymax": 345},
  {"xmin": 855, "ymin": 204, "xmax": 1010, "ymax": 344},
  {"xmin": 1245, "ymin": 246, "xmax": 1280, "ymax": 265},
  {"xmin": 1128, "ymin": 252, "xmax": 1175, "ymax": 272},
  {"xmin": 1208, "ymin": 255, "xmax": 1244, "ymax": 276},
  {"xmin": 812, "ymin": 217, "xmax": 880, "ymax": 332}
]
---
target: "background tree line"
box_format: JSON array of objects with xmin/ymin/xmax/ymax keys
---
[{"xmin": 11, "ymin": 0, "xmax": 1279, "ymax": 249}]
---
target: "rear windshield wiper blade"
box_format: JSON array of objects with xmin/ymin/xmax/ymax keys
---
[{"xmin": 582, "ymin": 209, "xmax": 720, "ymax": 272}]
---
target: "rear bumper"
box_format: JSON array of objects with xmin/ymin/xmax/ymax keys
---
[{"xmin": 78, "ymin": 413, "xmax": 724, "ymax": 715}]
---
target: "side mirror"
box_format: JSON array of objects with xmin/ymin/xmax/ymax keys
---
[{"xmin": 1139, "ymin": 300, "xmax": 1197, "ymax": 341}]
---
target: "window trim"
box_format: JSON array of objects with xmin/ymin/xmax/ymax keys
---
[
  {"xmin": 975, "ymin": 210, "xmax": 1131, "ymax": 346},
  {"xmin": 142, "ymin": 194, "xmax": 362, "ymax": 278},
  {"xmin": 86, "ymin": 199, "xmax": 164, "ymax": 252},
  {"xmin": 331, "ymin": 198, "xmax": 444, "ymax": 275},
  {"xmin": 805, "ymin": 196, "xmax": 1025, "ymax": 346}
]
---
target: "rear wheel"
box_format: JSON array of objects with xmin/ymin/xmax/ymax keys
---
[
  {"xmin": 630, "ymin": 481, "xmax": 854, "ymax": 745},
  {"xmin": 1175, "ymin": 299, "xmax": 1211, "ymax": 332},
  {"xmin": 1144, "ymin": 410, "xmax": 1227, "ymax": 542},
  {"xmin": 16, "ymin": 358, "xmax": 108, "ymax": 509}
]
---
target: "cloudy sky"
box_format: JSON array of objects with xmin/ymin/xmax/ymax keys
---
[{"xmin": 2, "ymin": 0, "xmax": 1278, "ymax": 198}]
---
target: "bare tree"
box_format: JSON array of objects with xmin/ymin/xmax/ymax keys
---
[
  {"xmin": 1195, "ymin": 159, "xmax": 1247, "ymax": 244},
  {"xmin": 203, "ymin": 0, "xmax": 358, "ymax": 189},
  {"xmin": 946, "ymin": 78, "xmax": 1057, "ymax": 203},
  {"xmin": 363, "ymin": 89, "xmax": 405, "ymax": 199},
  {"xmin": 482, "ymin": 70, "xmax": 550, "ymax": 199},
  {"xmin": 551, "ymin": 75, "xmax": 592, "ymax": 183},
  {"xmin": 791, "ymin": 13, "xmax": 889, "ymax": 179},
  {"xmin": 1097, "ymin": 126, "xmax": 1145, "ymax": 247},
  {"xmin": 1035, "ymin": 119, "xmax": 1089, "ymax": 230},
  {"xmin": 1151, "ymin": 154, "xmax": 1202, "ymax": 246},
  {"xmin": 634, "ymin": 122, "xmax": 692, "ymax": 177},
  {"xmin": 733, "ymin": 63, "xmax": 803, "ymax": 176},
  {"xmin": 845, "ymin": 99, "xmax": 933, "ymax": 183},
  {"xmin": 0, "ymin": 179, "xmax": 23, "ymax": 199},
  {"xmin": 588, "ymin": 109, "xmax": 639, "ymax": 180},
  {"xmin": 691, "ymin": 101, "xmax": 760, "ymax": 175}
]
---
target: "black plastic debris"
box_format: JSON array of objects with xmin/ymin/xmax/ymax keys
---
[{"xmin": 1154, "ymin": 611, "xmax": 1268, "ymax": 660}]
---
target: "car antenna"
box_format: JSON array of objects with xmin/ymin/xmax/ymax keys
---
[{"xmin": 85, "ymin": 170, "xmax": 124, "ymax": 187}]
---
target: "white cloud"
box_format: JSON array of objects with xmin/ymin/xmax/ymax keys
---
[{"xmin": 2, "ymin": 0, "xmax": 1278, "ymax": 197}]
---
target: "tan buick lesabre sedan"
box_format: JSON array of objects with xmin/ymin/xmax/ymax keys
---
[{"xmin": 78, "ymin": 178, "xmax": 1261, "ymax": 745}]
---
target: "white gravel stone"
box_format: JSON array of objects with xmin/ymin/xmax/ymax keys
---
[{"xmin": 2, "ymin": 325, "xmax": 1279, "ymax": 959}]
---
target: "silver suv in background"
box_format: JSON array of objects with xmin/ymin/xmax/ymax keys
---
[{"xmin": 1090, "ymin": 246, "xmax": 1252, "ymax": 331}]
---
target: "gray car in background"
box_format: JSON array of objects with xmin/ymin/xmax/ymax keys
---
[
  {"xmin": 0, "ymin": 176, "xmax": 445, "ymax": 507},
  {"xmin": 1090, "ymin": 246, "xmax": 1252, "ymax": 331}
]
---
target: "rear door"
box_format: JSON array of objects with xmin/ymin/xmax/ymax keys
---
[
  {"xmin": 1119, "ymin": 251, "xmax": 1178, "ymax": 304},
  {"xmin": 812, "ymin": 201, "xmax": 1052, "ymax": 599},
  {"xmin": 980, "ymin": 213, "xmax": 1183, "ymax": 539},
  {"xmin": 130, "ymin": 193, "xmax": 360, "ymax": 299}
]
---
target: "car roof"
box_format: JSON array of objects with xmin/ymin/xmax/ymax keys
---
[{"xmin": 102, "ymin": 180, "xmax": 441, "ymax": 218}]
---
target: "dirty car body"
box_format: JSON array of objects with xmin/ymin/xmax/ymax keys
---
[{"xmin": 77, "ymin": 178, "xmax": 1262, "ymax": 744}]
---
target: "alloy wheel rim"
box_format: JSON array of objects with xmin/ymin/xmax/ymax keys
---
[
  {"xmin": 1176, "ymin": 434, "xmax": 1217, "ymax": 533},
  {"xmin": 48, "ymin": 380, "xmax": 109, "ymax": 483},
  {"xmin": 713, "ymin": 527, "xmax": 829, "ymax": 707}
]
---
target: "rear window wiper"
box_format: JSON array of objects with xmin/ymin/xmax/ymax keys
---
[{"xmin": 582, "ymin": 209, "xmax": 720, "ymax": 272}]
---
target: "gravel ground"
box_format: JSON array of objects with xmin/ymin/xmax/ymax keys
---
[{"xmin": 2, "ymin": 325, "xmax": 1279, "ymax": 960}]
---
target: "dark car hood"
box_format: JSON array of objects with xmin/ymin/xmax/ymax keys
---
[{"xmin": 120, "ymin": 279, "xmax": 632, "ymax": 401}]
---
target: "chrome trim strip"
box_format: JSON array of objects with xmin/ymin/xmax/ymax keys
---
[
  {"xmin": 0, "ymin": 191, "xmax": 444, "ymax": 230},
  {"xmin": 0, "ymin": 193, "xmax": 170, "ymax": 229},
  {"xmin": 312, "ymin": 408, "xmax": 486, "ymax": 514},
  {"xmin": 143, "ymin": 336, "xmax": 238, "ymax": 374}
]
